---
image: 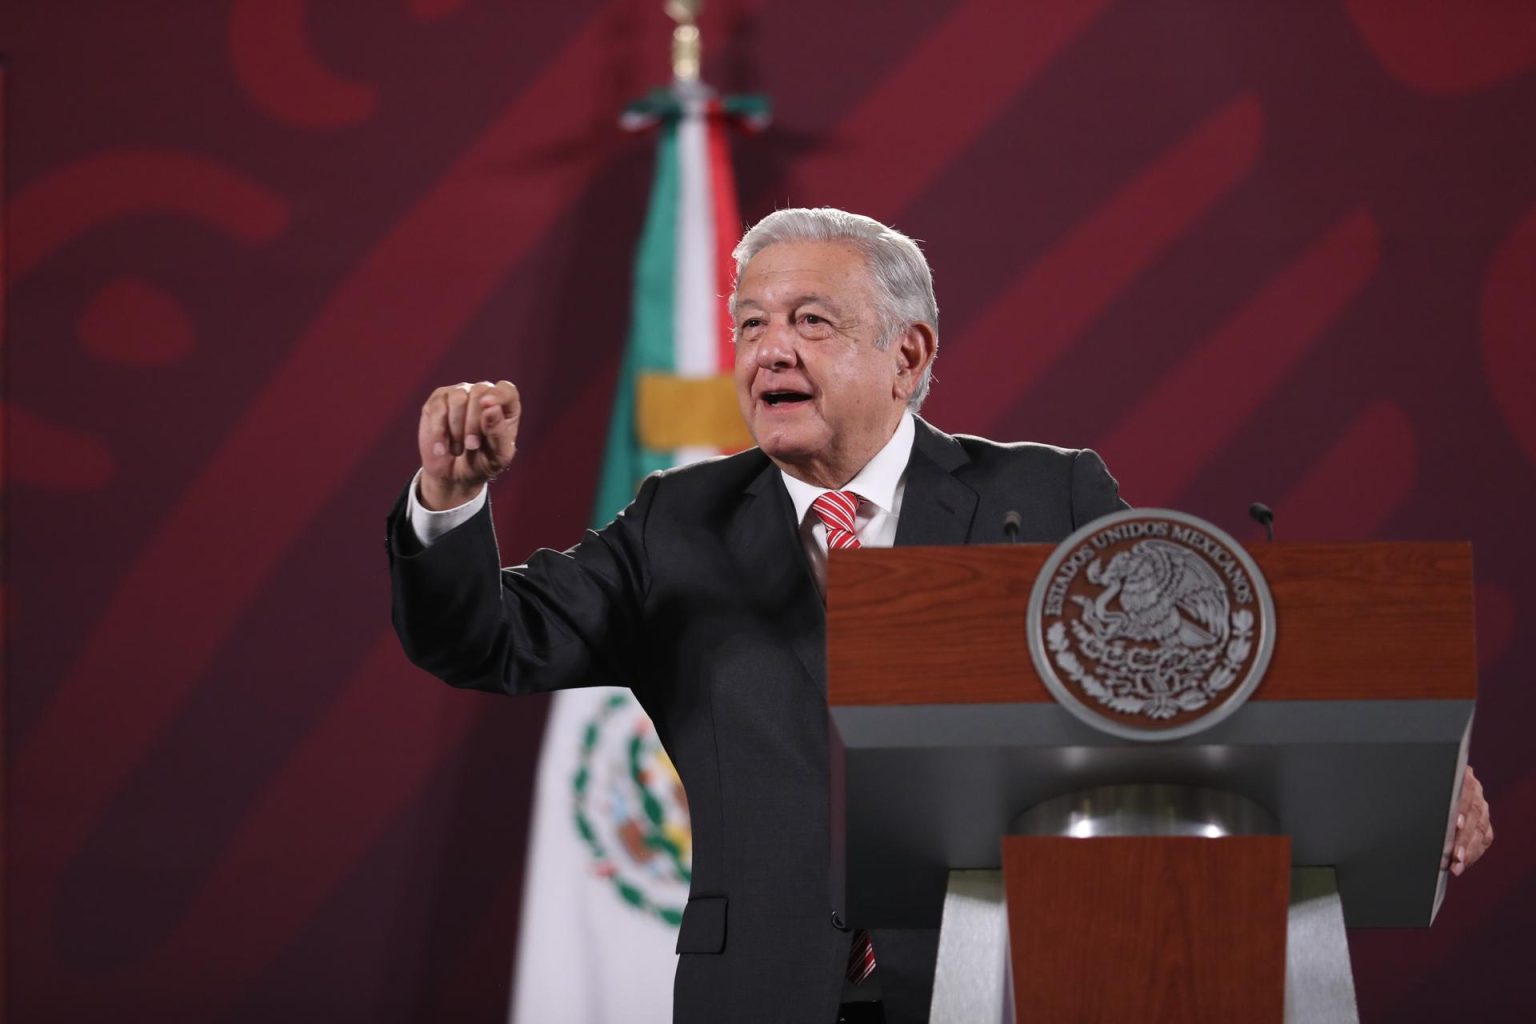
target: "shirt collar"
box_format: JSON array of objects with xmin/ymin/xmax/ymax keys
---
[{"xmin": 779, "ymin": 410, "xmax": 916, "ymax": 525}]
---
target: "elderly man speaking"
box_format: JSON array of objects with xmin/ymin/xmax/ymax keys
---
[{"xmin": 387, "ymin": 208, "xmax": 1492, "ymax": 1024}]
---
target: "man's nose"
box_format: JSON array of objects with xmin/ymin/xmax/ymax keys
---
[{"xmin": 756, "ymin": 324, "xmax": 797, "ymax": 369}]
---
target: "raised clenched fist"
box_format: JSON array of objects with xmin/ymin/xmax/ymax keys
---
[{"xmin": 417, "ymin": 380, "xmax": 521, "ymax": 510}]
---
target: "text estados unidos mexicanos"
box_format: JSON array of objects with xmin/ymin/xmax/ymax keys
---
[{"xmin": 1042, "ymin": 519, "xmax": 1252, "ymax": 616}]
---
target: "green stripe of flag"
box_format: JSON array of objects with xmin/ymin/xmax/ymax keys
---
[{"xmin": 592, "ymin": 116, "xmax": 682, "ymax": 526}]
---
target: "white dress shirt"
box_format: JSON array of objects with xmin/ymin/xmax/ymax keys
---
[
  {"xmin": 406, "ymin": 411, "xmax": 918, "ymax": 588},
  {"xmin": 407, "ymin": 472, "xmax": 487, "ymax": 545}
]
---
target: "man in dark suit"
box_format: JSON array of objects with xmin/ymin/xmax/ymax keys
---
[{"xmin": 387, "ymin": 209, "xmax": 1492, "ymax": 1023}]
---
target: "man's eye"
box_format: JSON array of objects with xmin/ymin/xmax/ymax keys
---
[
  {"xmin": 740, "ymin": 318, "xmax": 763, "ymax": 330},
  {"xmin": 800, "ymin": 314, "xmax": 825, "ymax": 325}
]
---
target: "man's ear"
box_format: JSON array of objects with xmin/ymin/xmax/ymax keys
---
[{"xmin": 892, "ymin": 322, "xmax": 937, "ymax": 401}]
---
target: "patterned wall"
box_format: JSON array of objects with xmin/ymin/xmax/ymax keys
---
[{"xmin": 3, "ymin": 1, "xmax": 1533, "ymax": 1019}]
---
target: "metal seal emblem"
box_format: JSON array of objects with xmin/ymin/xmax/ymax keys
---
[{"xmin": 1026, "ymin": 509, "xmax": 1275, "ymax": 742}]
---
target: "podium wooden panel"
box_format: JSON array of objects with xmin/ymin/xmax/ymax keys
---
[
  {"xmin": 1004, "ymin": 836, "xmax": 1290, "ymax": 1023},
  {"xmin": 828, "ymin": 542, "xmax": 1474, "ymax": 705}
]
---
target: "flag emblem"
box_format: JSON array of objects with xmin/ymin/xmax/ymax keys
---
[{"xmin": 572, "ymin": 693, "xmax": 692, "ymax": 924}]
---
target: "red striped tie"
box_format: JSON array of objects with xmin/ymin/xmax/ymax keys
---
[
  {"xmin": 846, "ymin": 926, "xmax": 877, "ymax": 986},
  {"xmin": 812, "ymin": 490, "xmax": 877, "ymax": 984},
  {"xmin": 811, "ymin": 490, "xmax": 863, "ymax": 552}
]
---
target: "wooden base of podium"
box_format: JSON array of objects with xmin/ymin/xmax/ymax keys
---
[
  {"xmin": 927, "ymin": 860, "xmax": 1360, "ymax": 1024},
  {"xmin": 1003, "ymin": 836, "xmax": 1290, "ymax": 1023}
]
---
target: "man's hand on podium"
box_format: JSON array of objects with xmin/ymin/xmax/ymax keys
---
[{"xmin": 1449, "ymin": 765, "xmax": 1493, "ymax": 877}]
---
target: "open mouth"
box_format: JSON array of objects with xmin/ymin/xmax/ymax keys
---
[{"xmin": 762, "ymin": 390, "xmax": 812, "ymax": 407}]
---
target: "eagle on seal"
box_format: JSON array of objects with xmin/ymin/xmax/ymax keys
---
[{"xmin": 1074, "ymin": 540, "xmax": 1230, "ymax": 648}]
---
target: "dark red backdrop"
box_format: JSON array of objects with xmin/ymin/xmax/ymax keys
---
[{"xmin": 3, "ymin": 1, "xmax": 1534, "ymax": 1020}]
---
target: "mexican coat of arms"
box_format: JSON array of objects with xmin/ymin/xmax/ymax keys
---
[{"xmin": 1027, "ymin": 509, "xmax": 1275, "ymax": 741}]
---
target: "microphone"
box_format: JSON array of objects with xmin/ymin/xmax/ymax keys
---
[
  {"xmin": 1003, "ymin": 510, "xmax": 1023, "ymax": 543},
  {"xmin": 1248, "ymin": 502, "xmax": 1275, "ymax": 542}
]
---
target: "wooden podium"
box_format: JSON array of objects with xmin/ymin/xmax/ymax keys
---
[{"xmin": 825, "ymin": 542, "xmax": 1475, "ymax": 1023}]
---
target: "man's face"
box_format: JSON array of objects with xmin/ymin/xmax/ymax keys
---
[{"xmin": 733, "ymin": 240, "xmax": 922, "ymax": 488}]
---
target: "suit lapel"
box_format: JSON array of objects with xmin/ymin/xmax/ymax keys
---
[
  {"xmin": 893, "ymin": 417, "xmax": 979, "ymax": 546},
  {"xmin": 728, "ymin": 461, "xmax": 828, "ymax": 693},
  {"xmin": 724, "ymin": 419, "xmax": 977, "ymax": 692}
]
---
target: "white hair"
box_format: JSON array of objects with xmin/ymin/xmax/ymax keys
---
[{"xmin": 729, "ymin": 207, "xmax": 939, "ymax": 410}]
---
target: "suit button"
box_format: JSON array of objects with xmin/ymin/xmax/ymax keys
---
[{"xmin": 831, "ymin": 910, "xmax": 848, "ymax": 931}]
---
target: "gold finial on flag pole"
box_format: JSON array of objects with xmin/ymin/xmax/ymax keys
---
[{"xmin": 665, "ymin": 0, "xmax": 703, "ymax": 82}]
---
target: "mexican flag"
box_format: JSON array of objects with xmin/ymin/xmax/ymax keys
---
[{"xmin": 509, "ymin": 84, "xmax": 767, "ymax": 1024}]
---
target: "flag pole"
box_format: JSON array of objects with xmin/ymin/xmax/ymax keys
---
[{"xmin": 666, "ymin": 0, "xmax": 703, "ymax": 85}]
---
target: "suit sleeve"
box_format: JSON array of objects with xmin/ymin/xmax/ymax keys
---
[
  {"xmin": 1069, "ymin": 447, "xmax": 1130, "ymax": 527},
  {"xmin": 386, "ymin": 473, "xmax": 658, "ymax": 696}
]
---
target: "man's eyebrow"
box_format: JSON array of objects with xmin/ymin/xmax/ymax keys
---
[
  {"xmin": 734, "ymin": 293, "xmax": 846, "ymax": 314},
  {"xmin": 791, "ymin": 293, "xmax": 844, "ymax": 313}
]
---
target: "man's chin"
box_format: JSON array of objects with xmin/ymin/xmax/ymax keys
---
[{"xmin": 754, "ymin": 430, "xmax": 823, "ymax": 466}]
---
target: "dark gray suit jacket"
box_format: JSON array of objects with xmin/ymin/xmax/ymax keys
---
[{"xmin": 387, "ymin": 418, "xmax": 1125, "ymax": 1024}]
